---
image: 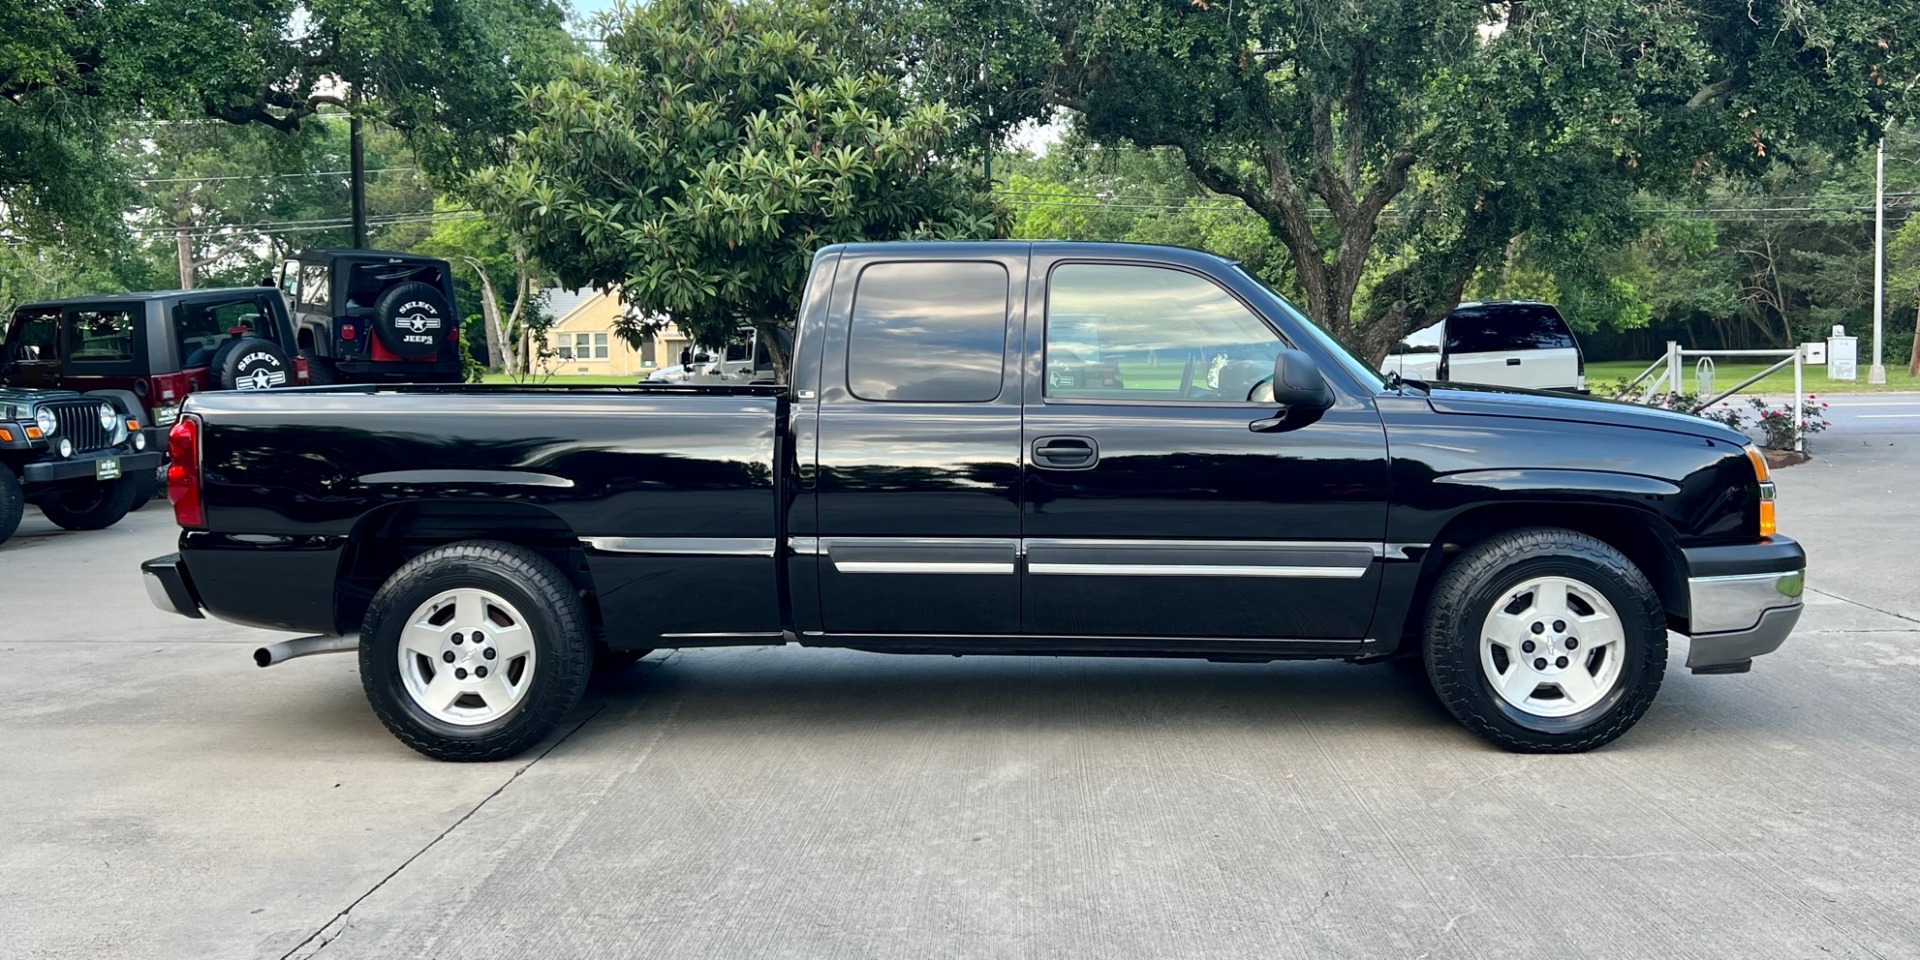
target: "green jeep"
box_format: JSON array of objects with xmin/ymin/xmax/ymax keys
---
[{"xmin": 0, "ymin": 388, "xmax": 161, "ymax": 546}]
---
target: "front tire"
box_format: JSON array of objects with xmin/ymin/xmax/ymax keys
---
[
  {"xmin": 360, "ymin": 541, "xmax": 594, "ymax": 761},
  {"xmin": 1423, "ymin": 528, "xmax": 1666, "ymax": 753},
  {"xmin": 0, "ymin": 469, "xmax": 23, "ymax": 545},
  {"xmin": 37, "ymin": 477, "xmax": 138, "ymax": 531}
]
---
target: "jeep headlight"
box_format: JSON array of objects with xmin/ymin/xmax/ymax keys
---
[
  {"xmin": 34, "ymin": 408, "xmax": 56, "ymax": 436},
  {"xmin": 98, "ymin": 403, "xmax": 118, "ymax": 431}
]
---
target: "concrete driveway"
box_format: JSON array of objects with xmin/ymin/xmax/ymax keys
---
[{"xmin": 3, "ymin": 419, "xmax": 1918, "ymax": 960}]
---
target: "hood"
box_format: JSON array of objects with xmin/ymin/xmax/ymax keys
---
[
  {"xmin": 0, "ymin": 387, "xmax": 87, "ymax": 420},
  {"xmin": 1423, "ymin": 382, "xmax": 1748, "ymax": 445}
]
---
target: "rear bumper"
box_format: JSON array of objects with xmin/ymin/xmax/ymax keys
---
[
  {"xmin": 142, "ymin": 553, "xmax": 205, "ymax": 619},
  {"xmin": 23, "ymin": 449, "xmax": 162, "ymax": 485},
  {"xmin": 1682, "ymin": 537, "xmax": 1806, "ymax": 674}
]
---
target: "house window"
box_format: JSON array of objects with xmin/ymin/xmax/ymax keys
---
[
  {"xmin": 564, "ymin": 332, "xmax": 605, "ymax": 360},
  {"xmin": 594, "ymin": 333, "xmax": 609, "ymax": 359}
]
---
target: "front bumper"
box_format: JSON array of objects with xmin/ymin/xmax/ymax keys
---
[
  {"xmin": 1683, "ymin": 537, "xmax": 1806, "ymax": 674},
  {"xmin": 142, "ymin": 553, "xmax": 205, "ymax": 619},
  {"xmin": 22, "ymin": 449, "xmax": 162, "ymax": 485}
]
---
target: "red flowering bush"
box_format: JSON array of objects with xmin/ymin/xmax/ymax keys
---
[{"xmin": 1746, "ymin": 396, "xmax": 1831, "ymax": 449}]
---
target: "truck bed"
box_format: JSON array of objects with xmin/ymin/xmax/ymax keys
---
[{"xmin": 180, "ymin": 383, "xmax": 787, "ymax": 640}]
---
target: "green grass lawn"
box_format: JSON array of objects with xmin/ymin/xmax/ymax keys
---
[{"xmin": 1586, "ymin": 359, "xmax": 1920, "ymax": 396}]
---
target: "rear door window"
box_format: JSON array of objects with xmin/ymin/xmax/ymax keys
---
[
  {"xmin": 174, "ymin": 297, "xmax": 274, "ymax": 368},
  {"xmin": 65, "ymin": 307, "xmax": 138, "ymax": 363},
  {"xmin": 1444, "ymin": 305, "xmax": 1574, "ymax": 354},
  {"xmin": 846, "ymin": 261, "xmax": 1010, "ymax": 402},
  {"xmin": 299, "ymin": 265, "xmax": 331, "ymax": 311}
]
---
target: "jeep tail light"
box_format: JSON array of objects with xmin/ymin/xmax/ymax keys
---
[
  {"xmin": 167, "ymin": 414, "xmax": 204, "ymax": 529},
  {"xmin": 340, "ymin": 322, "xmax": 356, "ymax": 340}
]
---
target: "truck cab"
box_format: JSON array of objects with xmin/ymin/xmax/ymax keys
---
[{"xmin": 277, "ymin": 250, "xmax": 464, "ymax": 384}]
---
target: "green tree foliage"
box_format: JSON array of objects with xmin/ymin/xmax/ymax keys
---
[
  {"xmin": 910, "ymin": 0, "xmax": 1916, "ymax": 360},
  {"xmin": 477, "ymin": 0, "xmax": 1005, "ymax": 374},
  {"xmin": 1002, "ymin": 135, "xmax": 1292, "ymax": 285},
  {"xmin": 1, "ymin": 0, "xmax": 570, "ymax": 244}
]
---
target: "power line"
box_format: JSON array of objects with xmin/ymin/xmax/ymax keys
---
[{"xmin": 134, "ymin": 167, "xmax": 417, "ymax": 185}]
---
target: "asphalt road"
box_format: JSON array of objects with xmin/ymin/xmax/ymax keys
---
[{"xmin": 4, "ymin": 412, "xmax": 1919, "ymax": 960}]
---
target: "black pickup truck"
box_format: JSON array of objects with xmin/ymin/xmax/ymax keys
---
[{"xmin": 142, "ymin": 242, "xmax": 1804, "ymax": 761}]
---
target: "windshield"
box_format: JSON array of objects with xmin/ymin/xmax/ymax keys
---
[{"xmin": 1231, "ymin": 266, "xmax": 1387, "ymax": 391}]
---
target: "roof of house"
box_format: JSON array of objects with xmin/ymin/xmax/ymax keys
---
[{"xmin": 540, "ymin": 287, "xmax": 605, "ymax": 327}]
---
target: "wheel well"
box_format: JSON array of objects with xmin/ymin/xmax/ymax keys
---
[
  {"xmin": 333, "ymin": 501, "xmax": 601, "ymax": 636},
  {"xmin": 1399, "ymin": 503, "xmax": 1688, "ymax": 646}
]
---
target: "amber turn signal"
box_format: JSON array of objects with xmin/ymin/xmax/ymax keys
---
[
  {"xmin": 25, "ymin": 426, "xmax": 42, "ymax": 440},
  {"xmin": 0, "ymin": 427, "xmax": 12, "ymax": 442},
  {"xmin": 128, "ymin": 419, "xmax": 140, "ymax": 430},
  {"xmin": 1747, "ymin": 445, "xmax": 1777, "ymax": 536}
]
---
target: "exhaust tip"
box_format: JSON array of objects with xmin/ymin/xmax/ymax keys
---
[{"xmin": 253, "ymin": 647, "xmax": 275, "ymax": 668}]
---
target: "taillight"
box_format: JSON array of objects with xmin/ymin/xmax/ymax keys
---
[{"xmin": 167, "ymin": 414, "xmax": 204, "ymax": 529}]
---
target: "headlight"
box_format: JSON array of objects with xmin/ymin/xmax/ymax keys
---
[
  {"xmin": 35, "ymin": 408, "xmax": 57, "ymax": 436},
  {"xmin": 98, "ymin": 403, "xmax": 118, "ymax": 431},
  {"xmin": 133, "ymin": 431, "xmax": 147, "ymax": 451},
  {"xmin": 57, "ymin": 437, "xmax": 73, "ymax": 458}
]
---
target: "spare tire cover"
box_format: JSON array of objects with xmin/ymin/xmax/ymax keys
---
[
  {"xmin": 217, "ymin": 337, "xmax": 293, "ymax": 391},
  {"xmin": 372, "ymin": 281, "xmax": 453, "ymax": 359}
]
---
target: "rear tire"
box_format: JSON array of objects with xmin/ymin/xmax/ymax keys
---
[
  {"xmin": 302, "ymin": 351, "xmax": 341, "ymax": 385},
  {"xmin": 0, "ymin": 470, "xmax": 23, "ymax": 545},
  {"xmin": 1423, "ymin": 527, "xmax": 1666, "ymax": 753},
  {"xmin": 359, "ymin": 541, "xmax": 593, "ymax": 762},
  {"xmin": 37, "ymin": 477, "xmax": 138, "ymax": 531}
]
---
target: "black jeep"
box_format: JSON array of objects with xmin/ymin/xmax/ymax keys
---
[
  {"xmin": 0, "ymin": 387, "xmax": 160, "ymax": 546},
  {"xmin": 3, "ymin": 288, "xmax": 306, "ymax": 507},
  {"xmin": 276, "ymin": 250, "xmax": 463, "ymax": 383}
]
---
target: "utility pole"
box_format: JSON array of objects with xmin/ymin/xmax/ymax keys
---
[
  {"xmin": 1870, "ymin": 136, "xmax": 1887, "ymax": 384},
  {"xmin": 349, "ymin": 92, "xmax": 368, "ymax": 250}
]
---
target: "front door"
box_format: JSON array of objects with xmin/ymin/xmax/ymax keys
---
[
  {"xmin": 2, "ymin": 306, "xmax": 62, "ymax": 389},
  {"xmin": 809, "ymin": 248, "xmax": 1029, "ymax": 636},
  {"xmin": 1019, "ymin": 258, "xmax": 1391, "ymax": 641}
]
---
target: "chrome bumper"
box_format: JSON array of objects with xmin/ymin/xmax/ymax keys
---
[
  {"xmin": 1685, "ymin": 569, "xmax": 1804, "ymax": 674},
  {"xmin": 142, "ymin": 553, "xmax": 205, "ymax": 619}
]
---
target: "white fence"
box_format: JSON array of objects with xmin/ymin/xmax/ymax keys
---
[{"xmin": 1613, "ymin": 341, "xmax": 1806, "ymax": 452}]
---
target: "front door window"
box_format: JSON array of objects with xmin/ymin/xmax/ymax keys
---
[{"xmin": 1044, "ymin": 263, "xmax": 1283, "ymax": 404}]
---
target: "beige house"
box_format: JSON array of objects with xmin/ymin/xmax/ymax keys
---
[{"xmin": 539, "ymin": 286, "xmax": 692, "ymax": 377}]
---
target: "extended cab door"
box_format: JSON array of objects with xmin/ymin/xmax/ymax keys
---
[
  {"xmin": 804, "ymin": 246, "xmax": 1029, "ymax": 636},
  {"xmin": 1018, "ymin": 251, "xmax": 1390, "ymax": 641}
]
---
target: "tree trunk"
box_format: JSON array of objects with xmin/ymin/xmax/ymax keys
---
[
  {"xmin": 1909, "ymin": 301, "xmax": 1919, "ymax": 379},
  {"xmin": 462, "ymin": 257, "xmax": 509, "ymax": 372},
  {"xmin": 175, "ymin": 227, "xmax": 196, "ymax": 290}
]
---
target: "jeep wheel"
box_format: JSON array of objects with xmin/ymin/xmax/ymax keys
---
[
  {"xmin": 360, "ymin": 541, "xmax": 593, "ymax": 761},
  {"xmin": 127, "ymin": 465, "xmax": 162, "ymax": 511},
  {"xmin": 1423, "ymin": 527, "xmax": 1666, "ymax": 753},
  {"xmin": 370, "ymin": 281, "xmax": 454, "ymax": 360},
  {"xmin": 215, "ymin": 337, "xmax": 293, "ymax": 391},
  {"xmin": 301, "ymin": 351, "xmax": 341, "ymax": 385},
  {"xmin": 0, "ymin": 470, "xmax": 23, "ymax": 545},
  {"xmin": 37, "ymin": 477, "xmax": 138, "ymax": 532}
]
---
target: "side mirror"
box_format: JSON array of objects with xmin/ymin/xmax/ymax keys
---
[
  {"xmin": 1269, "ymin": 348, "xmax": 1333, "ymax": 410},
  {"xmin": 1250, "ymin": 349, "xmax": 1334, "ymax": 432}
]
